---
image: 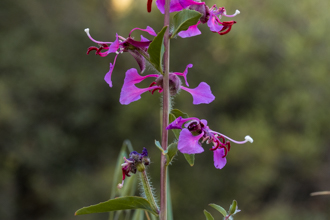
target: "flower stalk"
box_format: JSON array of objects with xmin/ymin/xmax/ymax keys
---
[
  {"xmin": 160, "ymin": 0, "xmax": 170, "ymax": 219},
  {"xmin": 139, "ymin": 170, "xmax": 159, "ymax": 214}
]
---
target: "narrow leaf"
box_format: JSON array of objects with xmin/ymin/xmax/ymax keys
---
[
  {"xmin": 171, "ymin": 109, "xmax": 189, "ymax": 119},
  {"xmin": 184, "ymin": 153, "xmax": 195, "ymax": 166},
  {"xmin": 203, "ymin": 210, "xmax": 214, "ymax": 220},
  {"xmin": 166, "ymin": 143, "xmax": 178, "ymax": 166},
  {"xmin": 147, "ymin": 26, "xmax": 168, "ymax": 73},
  {"xmin": 75, "ymin": 196, "xmax": 159, "ymax": 216},
  {"xmin": 209, "ymin": 204, "xmax": 227, "ymax": 217},
  {"xmin": 172, "ymin": 10, "xmax": 202, "ymax": 38}
]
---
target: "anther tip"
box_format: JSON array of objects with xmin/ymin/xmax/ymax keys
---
[
  {"xmin": 245, "ymin": 135, "xmax": 253, "ymax": 143},
  {"xmin": 117, "ymin": 183, "xmax": 123, "ymax": 189},
  {"xmin": 235, "ymin": 10, "xmax": 241, "ymax": 15}
]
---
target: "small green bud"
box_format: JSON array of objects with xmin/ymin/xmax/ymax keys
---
[
  {"xmin": 228, "ymin": 200, "xmax": 238, "ymax": 215},
  {"xmin": 136, "ymin": 163, "xmax": 146, "ymax": 172}
]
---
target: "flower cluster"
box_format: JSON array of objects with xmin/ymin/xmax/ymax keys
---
[
  {"xmin": 120, "ymin": 65, "xmax": 215, "ymax": 105},
  {"xmin": 118, "ymin": 148, "xmax": 150, "ymax": 189},
  {"xmin": 156, "ymin": 0, "xmax": 239, "ymax": 38},
  {"xmin": 85, "ymin": 26, "xmax": 156, "ymax": 87},
  {"xmin": 167, "ymin": 116, "xmax": 253, "ymax": 169}
]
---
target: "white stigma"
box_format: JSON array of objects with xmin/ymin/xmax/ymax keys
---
[
  {"xmin": 234, "ymin": 10, "xmax": 240, "ymax": 15},
  {"xmin": 84, "ymin": 28, "xmax": 90, "ymax": 36},
  {"xmin": 245, "ymin": 135, "xmax": 253, "ymax": 143}
]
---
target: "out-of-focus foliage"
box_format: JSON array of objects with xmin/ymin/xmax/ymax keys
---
[{"xmin": 0, "ymin": 0, "xmax": 329, "ymax": 220}]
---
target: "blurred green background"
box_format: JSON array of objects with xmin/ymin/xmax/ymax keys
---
[{"xmin": 1, "ymin": 0, "xmax": 330, "ymax": 219}]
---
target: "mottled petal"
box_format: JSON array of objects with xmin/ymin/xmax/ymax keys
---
[
  {"xmin": 200, "ymin": 119, "xmax": 208, "ymax": 127},
  {"xmin": 167, "ymin": 116, "xmax": 199, "ymax": 130},
  {"xmin": 178, "ymin": 128, "xmax": 204, "ymax": 154},
  {"xmin": 213, "ymin": 148, "xmax": 227, "ymax": 169},
  {"xmin": 178, "ymin": 22, "xmax": 201, "ymax": 38},
  {"xmin": 129, "ymin": 26, "xmax": 157, "ymax": 37},
  {"xmin": 173, "ymin": 63, "xmax": 193, "ymax": 86},
  {"xmin": 180, "ymin": 82, "xmax": 215, "ymax": 104},
  {"xmin": 104, "ymin": 54, "xmax": 119, "ymax": 87},
  {"xmin": 207, "ymin": 15, "xmax": 223, "ymax": 32}
]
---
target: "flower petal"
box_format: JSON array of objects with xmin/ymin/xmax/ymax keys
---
[
  {"xmin": 167, "ymin": 116, "xmax": 199, "ymax": 130},
  {"xmin": 173, "ymin": 63, "xmax": 193, "ymax": 86},
  {"xmin": 104, "ymin": 54, "xmax": 119, "ymax": 87},
  {"xmin": 156, "ymin": 0, "xmax": 185, "ymax": 14},
  {"xmin": 180, "ymin": 82, "xmax": 215, "ymax": 104},
  {"xmin": 178, "ymin": 0, "xmax": 205, "ymax": 8},
  {"xmin": 129, "ymin": 26, "xmax": 157, "ymax": 37},
  {"xmin": 108, "ymin": 33, "xmax": 120, "ymax": 53},
  {"xmin": 207, "ymin": 15, "xmax": 223, "ymax": 32},
  {"xmin": 178, "ymin": 22, "xmax": 201, "ymax": 38},
  {"xmin": 178, "ymin": 128, "xmax": 204, "ymax": 154},
  {"xmin": 119, "ymin": 68, "xmax": 159, "ymax": 105},
  {"xmin": 213, "ymin": 148, "xmax": 227, "ymax": 169},
  {"xmin": 128, "ymin": 50, "xmax": 146, "ymax": 73}
]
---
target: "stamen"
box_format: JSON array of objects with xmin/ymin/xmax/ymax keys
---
[
  {"xmin": 151, "ymin": 87, "xmax": 162, "ymax": 94},
  {"xmin": 224, "ymin": 9, "xmax": 240, "ymax": 17},
  {"xmin": 222, "ymin": 146, "xmax": 228, "ymax": 158}
]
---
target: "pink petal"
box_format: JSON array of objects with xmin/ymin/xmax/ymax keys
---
[
  {"xmin": 178, "ymin": 0, "xmax": 205, "ymax": 8},
  {"xmin": 180, "ymin": 82, "xmax": 215, "ymax": 104},
  {"xmin": 173, "ymin": 63, "xmax": 193, "ymax": 87},
  {"xmin": 178, "ymin": 22, "xmax": 201, "ymax": 38},
  {"xmin": 140, "ymin": 35, "xmax": 150, "ymax": 42},
  {"xmin": 167, "ymin": 116, "xmax": 199, "ymax": 130},
  {"xmin": 129, "ymin": 26, "xmax": 157, "ymax": 37},
  {"xmin": 178, "ymin": 128, "xmax": 204, "ymax": 154},
  {"xmin": 108, "ymin": 33, "xmax": 120, "ymax": 53},
  {"xmin": 213, "ymin": 148, "xmax": 227, "ymax": 169},
  {"xmin": 104, "ymin": 54, "xmax": 119, "ymax": 87},
  {"xmin": 119, "ymin": 68, "xmax": 159, "ymax": 105},
  {"xmin": 207, "ymin": 15, "xmax": 223, "ymax": 32},
  {"xmin": 156, "ymin": 0, "xmax": 185, "ymax": 14}
]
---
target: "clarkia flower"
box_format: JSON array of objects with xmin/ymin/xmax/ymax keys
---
[
  {"xmin": 156, "ymin": 0, "xmax": 239, "ymax": 38},
  {"xmin": 119, "ymin": 64, "xmax": 215, "ymax": 105},
  {"xmin": 84, "ymin": 26, "xmax": 157, "ymax": 87},
  {"xmin": 167, "ymin": 116, "xmax": 253, "ymax": 169},
  {"xmin": 118, "ymin": 148, "xmax": 150, "ymax": 189}
]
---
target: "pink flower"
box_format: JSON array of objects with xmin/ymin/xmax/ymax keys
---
[
  {"xmin": 84, "ymin": 26, "xmax": 157, "ymax": 87},
  {"xmin": 156, "ymin": 0, "xmax": 240, "ymax": 38},
  {"xmin": 119, "ymin": 64, "xmax": 215, "ymax": 105},
  {"xmin": 167, "ymin": 117, "xmax": 253, "ymax": 169}
]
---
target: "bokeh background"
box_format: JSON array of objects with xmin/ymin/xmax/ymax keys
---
[{"xmin": 1, "ymin": 0, "xmax": 330, "ymax": 219}]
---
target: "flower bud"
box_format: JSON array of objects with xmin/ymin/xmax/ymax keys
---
[{"xmin": 155, "ymin": 73, "xmax": 181, "ymax": 96}]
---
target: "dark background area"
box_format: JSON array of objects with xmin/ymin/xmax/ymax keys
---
[{"xmin": 1, "ymin": 0, "xmax": 330, "ymax": 219}]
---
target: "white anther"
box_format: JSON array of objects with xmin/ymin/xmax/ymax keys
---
[
  {"xmin": 245, "ymin": 135, "xmax": 253, "ymax": 143},
  {"xmin": 117, "ymin": 183, "xmax": 123, "ymax": 189},
  {"xmin": 115, "ymin": 51, "xmax": 120, "ymax": 55}
]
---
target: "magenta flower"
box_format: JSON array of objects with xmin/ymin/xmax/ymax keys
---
[
  {"xmin": 156, "ymin": 0, "xmax": 239, "ymax": 38},
  {"xmin": 167, "ymin": 116, "xmax": 253, "ymax": 169},
  {"xmin": 84, "ymin": 27, "xmax": 157, "ymax": 87},
  {"xmin": 119, "ymin": 64, "xmax": 215, "ymax": 105}
]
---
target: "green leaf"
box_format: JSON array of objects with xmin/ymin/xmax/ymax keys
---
[
  {"xmin": 171, "ymin": 9, "xmax": 202, "ymax": 38},
  {"xmin": 75, "ymin": 196, "xmax": 159, "ymax": 216},
  {"xmin": 154, "ymin": 140, "xmax": 165, "ymax": 154},
  {"xmin": 147, "ymin": 26, "xmax": 168, "ymax": 73},
  {"xmin": 169, "ymin": 113, "xmax": 180, "ymax": 139},
  {"xmin": 184, "ymin": 153, "xmax": 195, "ymax": 166},
  {"xmin": 203, "ymin": 210, "xmax": 214, "ymax": 220},
  {"xmin": 171, "ymin": 109, "xmax": 189, "ymax": 119},
  {"xmin": 166, "ymin": 143, "xmax": 178, "ymax": 166},
  {"xmin": 209, "ymin": 204, "xmax": 227, "ymax": 217}
]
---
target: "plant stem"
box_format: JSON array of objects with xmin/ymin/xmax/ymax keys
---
[{"xmin": 160, "ymin": 0, "xmax": 170, "ymax": 219}]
